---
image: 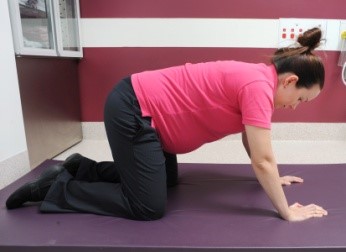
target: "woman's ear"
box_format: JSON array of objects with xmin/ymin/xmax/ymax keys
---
[{"xmin": 283, "ymin": 74, "xmax": 299, "ymax": 88}]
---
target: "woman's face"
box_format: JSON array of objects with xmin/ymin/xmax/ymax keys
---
[{"xmin": 274, "ymin": 74, "xmax": 321, "ymax": 109}]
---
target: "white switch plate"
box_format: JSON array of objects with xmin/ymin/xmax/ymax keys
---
[
  {"xmin": 278, "ymin": 18, "xmax": 327, "ymax": 48},
  {"xmin": 338, "ymin": 21, "xmax": 346, "ymax": 66},
  {"xmin": 339, "ymin": 21, "xmax": 346, "ymax": 43}
]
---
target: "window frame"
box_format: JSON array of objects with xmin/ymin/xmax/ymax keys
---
[{"xmin": 8, "ymin": 0, "xmax": 83, "ymax": 58}]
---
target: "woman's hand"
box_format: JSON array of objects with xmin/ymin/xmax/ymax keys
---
[
  {"xmin": 284, "ymin": 202, "xmax": 328, "ymax": 221},
  {"xmin": 280, "ymin": 175, "xmax": 303, "ymax": 186}
]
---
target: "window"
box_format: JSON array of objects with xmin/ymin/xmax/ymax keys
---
[{"xmin": 8, "ymin": 0, "xmax": 82, "ymax": 57}]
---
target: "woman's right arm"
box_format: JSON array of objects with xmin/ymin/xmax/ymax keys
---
[{"xmin": 244, "ymin": 125, "xmax": 328, "ymax": 221}]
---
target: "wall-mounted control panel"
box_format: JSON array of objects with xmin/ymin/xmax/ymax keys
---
[{"xmin": 278, "ymin": 18, "xmax": 345, "ymax": 51}]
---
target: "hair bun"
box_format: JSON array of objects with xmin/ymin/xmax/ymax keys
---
[{"xmin": 297, "ymin": 27, "xmax": 322, "ymax": 51}]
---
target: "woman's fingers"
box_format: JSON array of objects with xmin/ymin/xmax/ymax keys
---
[
  {"xmin": 280, "ymin": 176, "xmax": 304, "ymax": 186},
  {"xmin": 291, "ymin": 202, "xmax": 303, "ymax": 208},
  {"xmin": 306, "ymin": 204, "xmax": 328, "ymax": 216},
  {"xmin": 287, "ymin": 203, "xmax": 328, "ymax": 221}
]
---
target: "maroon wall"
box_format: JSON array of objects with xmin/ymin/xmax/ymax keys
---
[
  {"xmin": 80, "ymin": 0, "xmax": 346, "ymax": 19},
  {"xmin": 78, "ymin": 0, "xmax": 346, "ymax": 122}
]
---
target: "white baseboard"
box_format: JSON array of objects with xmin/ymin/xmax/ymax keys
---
[
  {"xmin": 54, "ymin": 123, "xmax": 346, "ymax": 164},
  {"xmin": 82, "ymin": 122, "xmax": 346, "ymax": 141}
]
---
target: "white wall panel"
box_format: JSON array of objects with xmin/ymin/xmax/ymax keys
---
[
  {"xmin": 0, "ymin": 0, "xmax": 27, "ymax": 162},
  {"xmin": 81, "ymin": 18, "xmax": 343, "ymax": 50}
]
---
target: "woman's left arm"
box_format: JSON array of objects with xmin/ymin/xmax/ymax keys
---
[
  {"xmin": 242, "ymin": 128, "xmax": 303, "ymax": 186},
  {"xmin": 242, "ymin": 131, "xmax": 251, "ymax": 158}
]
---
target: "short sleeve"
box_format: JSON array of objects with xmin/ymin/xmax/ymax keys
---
[{"xmin": 238, "ymin": 81, "xmax": 274, "ymax": 129}]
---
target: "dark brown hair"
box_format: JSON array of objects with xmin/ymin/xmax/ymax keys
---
[{"xmin": 271, "ymin": 27, "xmax": 325, "ymax": 89}]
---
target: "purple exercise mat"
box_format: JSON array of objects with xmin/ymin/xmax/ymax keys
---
[{"xmin": 0, "ymin": 160, "xmax": 345, "ymax": 252}]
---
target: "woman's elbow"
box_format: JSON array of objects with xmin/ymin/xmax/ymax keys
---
[{"xmin": 251, "ymin": 156, "xmax": 276, "ymax": 171}]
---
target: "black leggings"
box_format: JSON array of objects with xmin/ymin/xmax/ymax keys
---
[{"xmin": 41, "ymin": 77, "xmax": 178, "ymax": 220}]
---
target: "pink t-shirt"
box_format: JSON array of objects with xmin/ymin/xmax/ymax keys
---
[{"xmin": 131, "ymin": 61, "xmax": 277, "ymax": 154}]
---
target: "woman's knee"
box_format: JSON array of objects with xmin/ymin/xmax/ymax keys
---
[
  {"xmin": 132, "ymin": 200, "xmax": 166, "ymax": 221},
  {"xmin": 147, "ymin": 205, "xmax": 165, "ymax": 220}
]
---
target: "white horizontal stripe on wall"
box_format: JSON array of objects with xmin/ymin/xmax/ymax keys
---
[
  {"xmin": 81, "ymin": 18, "xmax": 343, "ymax": 50},
  {"xmin": 81, "ymin": 18, "xmax": 278, "ymax": 48}
]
